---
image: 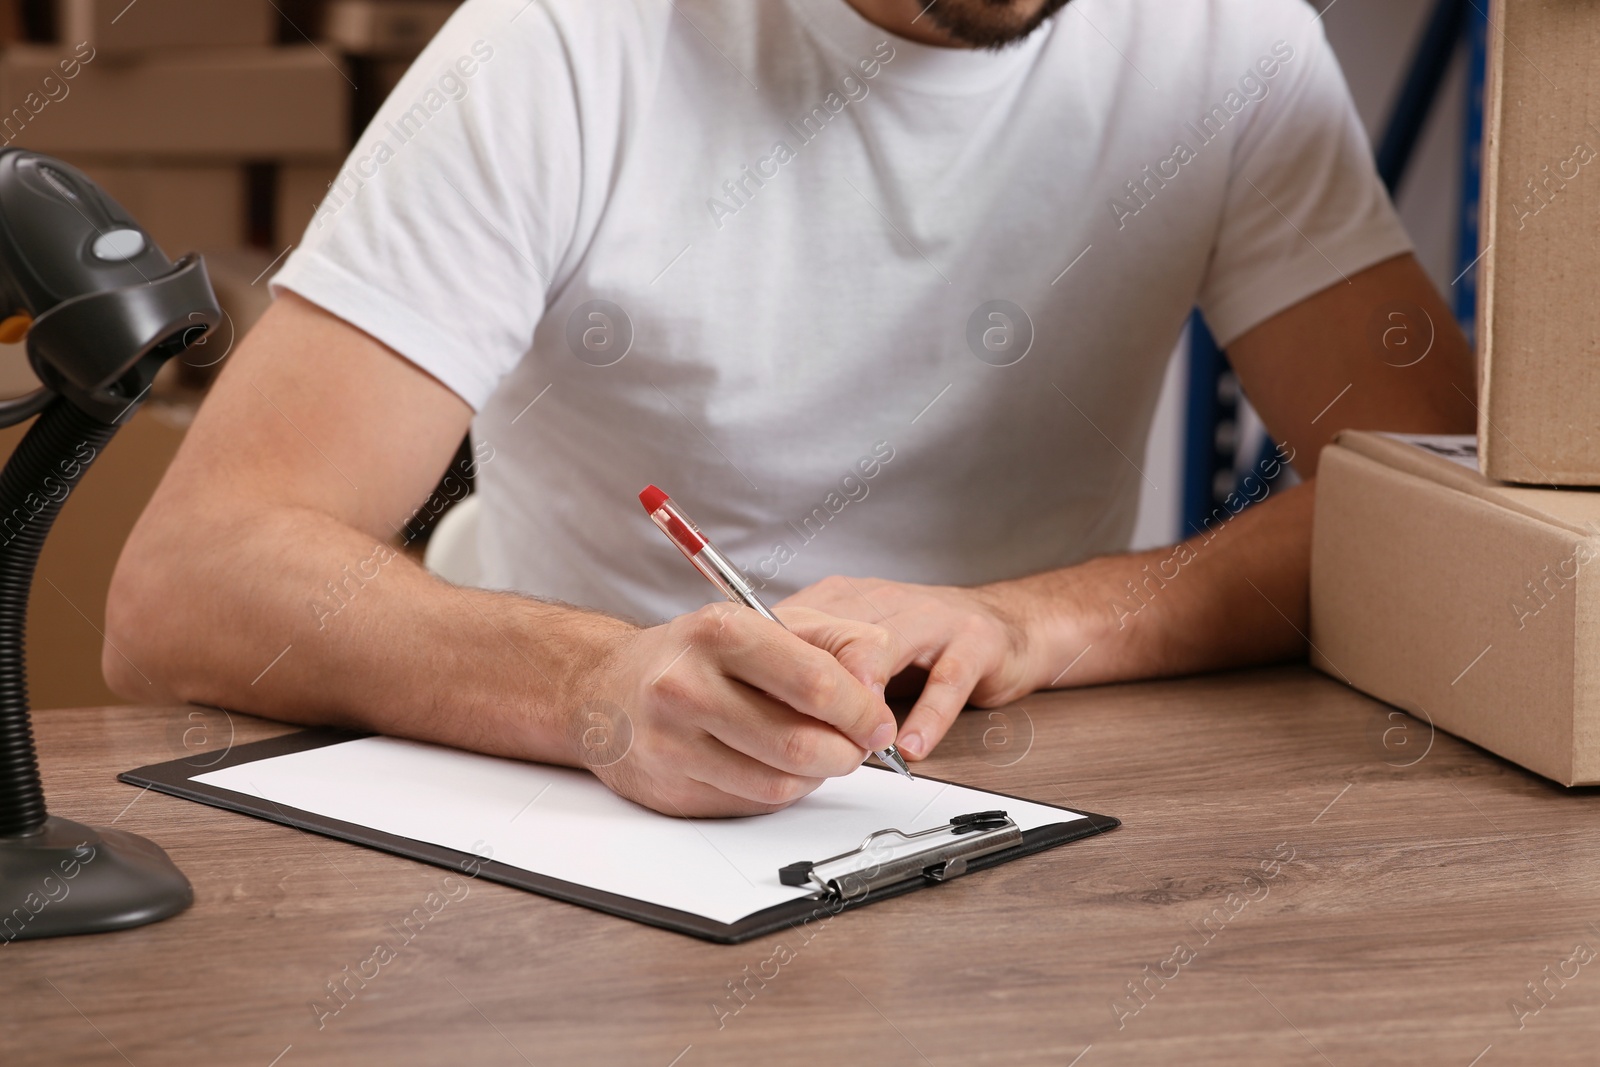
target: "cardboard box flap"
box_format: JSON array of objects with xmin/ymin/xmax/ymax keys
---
[{"xmin": 1334, "ymin": 430, "xmax": 1600, "ymax": 537}]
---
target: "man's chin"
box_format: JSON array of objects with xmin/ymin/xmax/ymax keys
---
[{"xmin": 921, "ymin": 0, "xmax": 1074, "ymax": 50}]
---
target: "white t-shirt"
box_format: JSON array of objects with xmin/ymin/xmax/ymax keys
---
[{"xmin": 273, "ymin": 0, "xmax": 1410, "ymax": 624}]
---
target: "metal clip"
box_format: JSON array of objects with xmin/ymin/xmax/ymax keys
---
[{"xmin": 778, "ymin": 810, "xmax": 1021, "ymax": 899}]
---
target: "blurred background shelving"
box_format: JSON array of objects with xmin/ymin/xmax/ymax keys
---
[{"xmin": 1139, "ymin": 0, "xmax": 1486, "ymax": 549}]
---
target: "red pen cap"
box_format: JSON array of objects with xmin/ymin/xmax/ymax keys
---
[
  {"xmin": 639, "ymin": 485, "xmax": 707, "ymax": 555},
  {"xmin": 639, "ymin": 485, "xmax": 669, "ymax": 513}
]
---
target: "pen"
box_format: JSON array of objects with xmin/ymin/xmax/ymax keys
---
[{"xmin": 638, "ymin": 484, "xmax": 913, "ymax": 779}]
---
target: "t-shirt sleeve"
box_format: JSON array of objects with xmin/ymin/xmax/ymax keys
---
[
  {"xmin": 269, "ymin": 0, "xmax": 591, "ymax": 410},
  {"xmin": 1195, "ymin": 11, "xmax": 1414, "ymax": 348}
]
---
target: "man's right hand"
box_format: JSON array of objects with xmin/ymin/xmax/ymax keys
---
[{"xmin": 578, "ymin": 604, "xmax": 900, "ymax": 817}]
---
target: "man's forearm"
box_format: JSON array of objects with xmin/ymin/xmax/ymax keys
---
[
  {"xmin": 105, "ymin": 502, "xmax": 633, "ymax": 766},
  {"xmin": 993, "ymin": 480, "xmax": 1315, "ymax": 690}
]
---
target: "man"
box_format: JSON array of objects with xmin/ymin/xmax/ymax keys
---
[{"xmin": 106, "ymin": 0, "xmax": 1474, "ymax": 816}]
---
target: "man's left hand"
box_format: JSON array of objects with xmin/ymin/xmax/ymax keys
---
[{"xmin": 779, "ymin": 576, "xmax": 1045, "ymax": 761}]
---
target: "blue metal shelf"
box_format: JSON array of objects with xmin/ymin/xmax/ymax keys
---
[{"xmin": 1180, "ymin": 0, "xmax": 1486, "ymax": 538}]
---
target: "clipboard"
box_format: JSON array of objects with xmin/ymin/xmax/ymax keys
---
[{"xmin": 121, "ymin": 729, "xmax": 1119, "ymax": 944}]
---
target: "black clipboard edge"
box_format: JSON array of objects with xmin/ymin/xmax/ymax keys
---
[{"xmin": 120, "ymin": 729, "xmax": 1120, "ymax": 945}]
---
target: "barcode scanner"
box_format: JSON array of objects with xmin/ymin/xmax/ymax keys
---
[
  {"xmin": 0, "ymin": 149, "xmax": 221, "ymax": 940},
  {"xmin": 0, "ymin": 150, "xmax": 221, "ymax": 424}
]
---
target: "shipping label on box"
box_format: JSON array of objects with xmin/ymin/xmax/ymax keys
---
[{"xmin": 1311, "ymin": 430, "xmax": 1600, "ymax": 785}]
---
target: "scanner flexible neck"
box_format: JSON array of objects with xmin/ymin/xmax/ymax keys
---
[{"xmin": 0, "ymin": 399, "xmax": 117, "ymax": 835}]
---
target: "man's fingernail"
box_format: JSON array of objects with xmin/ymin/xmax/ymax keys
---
[
  {"xmin": 899, "ymin": 731, "xmax": 924, "ymax": 758},
  {"xmin": 867, "ymin": 722, "xmax": 896, "ymax": 750},
  {"xmin": 871, "ymin": 682, "xmax": 886, "ymax": 697}
]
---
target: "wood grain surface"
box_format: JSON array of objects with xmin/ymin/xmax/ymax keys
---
[{"xmin": 5, "ymin": 666, "xmax": 1600, "ymax": 1066}]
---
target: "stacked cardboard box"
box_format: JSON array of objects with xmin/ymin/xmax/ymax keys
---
[
  {"xmin": 1, "ymin": 2, "xmax": 348, "ymax": 253},
  {"xmin": 273, "ymin": 2, "xmax": 463, "ymax": 250},
  {"xmin": 58, "ymin": 0, "xmax": 276, "ymax": 52},
  {"xmin": 325, "ymin": 0, "xmax": 461, "ymax": 215},
  {"xmin": 325, "ymin": 0, "xmax": 459, "ymax": 57},
  {"xmin": 1475, "ymin": 0, "xmax": 1600, "ymax": 485},
  {"xmin": 1311, "ymin": 432, "xmax": 1600, "ymax": 785},
  {"xmin": 1311, "ymin": 0, "xmax": 1600, "ymax": 786}
]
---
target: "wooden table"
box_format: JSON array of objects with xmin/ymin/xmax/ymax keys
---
[{"xmin": 5, "ymin": 666, "xmax": 1600, "ymax": 1066}]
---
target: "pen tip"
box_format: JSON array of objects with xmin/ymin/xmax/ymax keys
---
[{"xmin": 880, "ymin": 746, "xmax": 914, "ymax": 779}]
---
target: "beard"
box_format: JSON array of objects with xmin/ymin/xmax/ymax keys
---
[{"xmin": 920, "ymin": 0, "xmax": 1075, "ymax": 50}]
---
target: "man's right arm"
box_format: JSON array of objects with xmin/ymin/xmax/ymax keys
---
[{"xmin": 104, "ymin": 292, "xmax": 899, "ymax": 817}]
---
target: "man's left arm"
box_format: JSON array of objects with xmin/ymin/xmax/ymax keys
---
[{"xmin": 780, "ymin": 252, "xmax": 1475, "ymax": 760}]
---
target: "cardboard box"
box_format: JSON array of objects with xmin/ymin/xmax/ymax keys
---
[
  {"xmin": 0, "ymin": 338, "xmax": 39, "ymax": 397},
  {"xmin": 276, "ymin": 159, "xmax": 340, "ymax": 246},
  {"xmin": 324, "ymin": 0, "xmax": 458, "ymax": 57},
  {"xmin": 58, "ymin": 0, "xmax": 276, "ymax": 52},
  {"xmin": 1477, "ymin": 0, "xmax": 1600, "ymax": 485},
  {"xmin": 0, "ymin": 45, "xmax": 348, "ymax": 157},
  {"xmin": 1311, "ymin": 430, "xmax": 1600, "ymax": 786},
  {"xmin": 0, "ymin": 1, "xmax": 20, "ymax": 46},
  {"xmin": 72, "ymin": 160, "xmax": 246, "ymax": 253}
]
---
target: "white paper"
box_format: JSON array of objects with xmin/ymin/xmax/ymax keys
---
[{"xmin": 194, "ymin": 737, "xmax": 1083, "ymax": 926}]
